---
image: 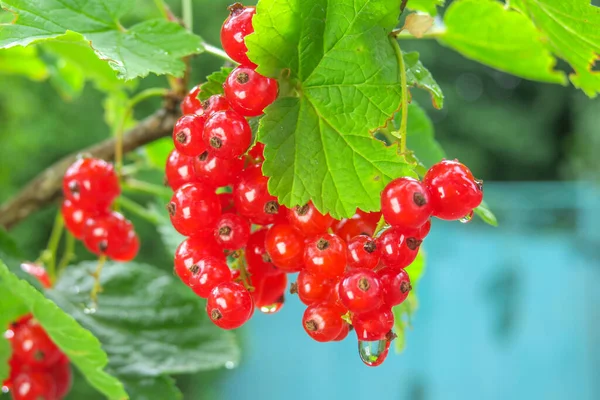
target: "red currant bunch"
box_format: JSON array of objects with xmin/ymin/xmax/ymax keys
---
[
  {"xmin": 61, "ymin": 158, "xmax": 139, "ymax": 262},
  {"xmin": 3, "ymin": 315, "xmax": 72, "ymax": 400}
]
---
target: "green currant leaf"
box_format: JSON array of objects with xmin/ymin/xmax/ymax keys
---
[
  {"xmin": 0, "ymin": 260, "xmax": 128, "ymax": 400},
  {"xmin": 509, "ymin": 0, "xmax": 600, "ymax": 98},
  {"xmin": 121, "ymin": 376, "xmax": 183, "ymax": 400},
  {"xmin": 0, "ymin": 285, "xmax": 29, "ymax": 383},
  {"xmin": 474, "ymin": 200, "xmax": 498, "ymax": 227},
  {"xmin": 198, "ymin": 67, "xmax": 233, "ymax": 101},
  {"xmin": 245, "ymin": 0, "xmax": 414, "ymax": 218},
  {"xmin": 47, "ymin": 57, "xmax": 86, "ymax": 100},
  {"xmin": 407, "ymin": 0, "xmax": 445, "ymax": 16},
  {"xmin": 145, "ymin": 138, "xmax": 174, "ymax": 170},
  {"xmin": 47, "ymin": 261, "xmax": 240, "ymax": 378},
  {"xmin": 0, "ymin": 0, "xmax": 204, "ymax": 80},
  {"xmin": 404, "ymin": 52, "xmax": 444, "ymax": 108},
  {"xmin": 0, "ymin": 47, "xmax": 47, "ymax": 80},
  {"xmin": 438, "ymin": 0, "xmax": 566, "ymax": 85}
]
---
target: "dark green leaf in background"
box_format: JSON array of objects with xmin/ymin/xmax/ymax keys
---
[
  {"xmin": 198, "ymin": 67, "xmax": 233, "ymax": 101},
  {"xmin": 404, "ymin": 51, "xmax": 444, "ymax": 108},
  {"xmin": 402, "ymin": 102, "xmax": 446, "ymax": 168},
  {"xmin": 407, "ymin": 0, "xmax": 445, "ymax": 16},
  {"xmin": 0, "ymin": 47, "xmax": 47, "ymax": 80}
]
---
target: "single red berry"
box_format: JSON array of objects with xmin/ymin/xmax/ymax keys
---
[
  {"xmin": 334, "ymin": 323, "xmax": 351, "ymax": 342},
  {"xmin": 415, "ymin": 219, "xmax": 431, "ymax": 239},
  {"xmin": 347, "ymin": 235, "xmax": 380, "ymax": 270},
  {"xmin": 339, "ymin": 269, "xmax": 383, "ymax": 314},
  {"xmin": 12, "ymin": 320, "xmax": 62, "ymax": 368},
  {"xmin": 62, "ymin": 158, "xmax": 119, "ymax": 211},
  {"xmin": 327, "ymin": 280, "xmax": 345, "ymax": 311},
  {"xmin": 180, "ymin": 85, "xmax": 202, "ymax": 115},
  {"xmin": 167, "ymin": 183, "xmax": 221, "ymax": 236},
  {"xmin": 376, "ymin": 227, "xmax": 421, "ymax": 269},
  {"xmin": 378, "ymin": 266, "xmax": 411, "ymax": 307},
  {"xmin": 174, "ymin": 234, "xmax": 225, "ymax": 286},
  {"xmin": 193, "ymin": 151, "xmax": 244, "ymax": 188},
  {"xmin": 247, "ymin": 142, "xmax": 265, "ymax": 163},
  {"xmin": 173, "ymin": 114, "xmax": 207, "ymax": 157},
  {"xmin": 61, "ymin": 200, "xmax": 105, "ymax": 240},
  {"xmin": 294, "ymin": 270, "xmax": 334, "ymax": 306},
  {"xmin": 264, "ymin": 224, "xmax": 305, "ymax": 272},
  {"xmin": 352, "ymin": 306, "xmax": 395, "ymax": 341},
  {"xmin": 50, "ymin": 354, "xmax": 72, "ymax": 399},
  {"xmin": 302, "ymin": 303, "xmax": 344, "ymax": 342},
  {"xmin": 207, "ymin": 282, "xmax": 253, "ymax": 329},
  {"xmin": 218, "ymin": 192, "xmax": 236, "ymax": 214},
  {"xmin": 233, "ymin": 164, "xmax": 281, "ymax": 225},
  {"xmin": 287, "ymin": 202, "xmax": 333, "ymax": 236},
  {"xmin": 82, "ymin": 211, "xmax": 139, "ymax": 261},
  {"xmin": 252, "ymin": 272, "xmax": 287, "ymax": 310},
  {"xmin": 12, "ymin": 372, "xmax": 57, "ymax": 400},
  {"xmin": 20, "ymin": 262, "xmax": 52, "ymax": 289},
  {"xmin": 203, "ymin": 110, "xmax": 252, "ymax": 159},
  {"xmin": 2, "ymin": 351, "xmax": 23, "ymax": 392},
  {"xmin": 188, "ymin": 257, "xmax": 233, "ymax": 298},
  {"xmin": 201, "ymin": 94, "xmax": 230, "ymax": 116},
  {"xmin": 220, "ymin": 4, "xmax": 257, "ymax": 67},
  {"xmin": 165, "ymin": 149, "xmax": 197, "ymax": 191},
  {"xmin": 245, "ymin": 229, "xmax": 279, "ymax": 279},
  {"xmin": 224, "ymin": 66, "xmax": 278, "ymax": 117},
  {"xmin": 381, "ymin": 177, "xmax": 432, "ymax": 229},
  {"xmin": 333, "ymin": 210, "xmax": 381, "ymax": 242},
  {"xmin": 424, "ymin": 159, "xmax": 483, "ymax": 220},
  {"xmin": 214, "ymin": 213, "xmax": 250, "ymax": 250},
  {"xmin": 304, "ymin": 234, "xmax": 347, "ymax": 279}
]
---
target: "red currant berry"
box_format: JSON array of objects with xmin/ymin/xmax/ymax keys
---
[
  {"xmin": 12, "ymin": 372, "xmax": 57, "ymax": 400},
  {"xmin": 173, "ymin": 114, "xmax": 207, "ymax": 157},
  {"xmin": 188, "ymin": 257, "xmax": 233, "ymax": 298},
  {"xmin": 174, "ymin": 234, "xmax": 224, "ymax": 286},
  {"xmin": 214, "ymin": 213, "xmax": 250, "ymax": 250},
  {"xmin": 20, "ymin": 262, "xmax": 52, "ymax": 289},
  {"xmin": 376, "ymin": 227, "xmax": 421, "ymax": 269},
  {"xmin": 415, "ymin": 219, "xmax": 431, "ymax": 239},
  {"xmin": 201, "ymin": 94, "xmax": 230, "ymax": 116},
  {"xmin": 165, "ymin": 149, "xmax": 197, "ymax": 190},
  {"xmin": 203, "ymin": 110, "xmax": 251, "ymax": 159},
  {"xmin": 302, "ymin": 303, "xmax": 344, "ymax": 342},
  {"xmin": 352, "ymin": 306, "xmax": 394, "ymax": 341},
  {"xmin": 247, "ymin": 142, "xmax": 264, "ymax": 163},
  {"xmin": 294, "ymin": 270, "xmax": 334, "ymax": 306},
  {"xmin": 287, "ymin": 202, "xmax": 333, "ymax": 236},
  {"xmin": 264, "ymin": 224, "xmax": 305, "ymax": 272},
  {"xmin": 51, "ymin": 354, "xmax": 72, "ymax": 399},
  {"xmin": 424, "ymin": 159, "xmax": 483, "ymax": 220},
  {"xmin": 378, "ymin": 266, "xmax": 411, "ymax": 307},
  {"xmin": 339, "ymin": 269, "xmax": 383, "ymax": 313},
  {"xmin": 245, "ymin": 229, "xmax": 279, "ymax": 279},
  {"xmin": 62, "ymin": 158, "xmax": 119, "ymax": 211},
  {"xmin": 233, "ymin": 164, "xmax": 281, "ymax": 225},
  {"xmin": 253, "ymin": 272, "xmax": 287, "ymax": 310},
  {"xmin": 82, "ymin": 212, "xmax": 139, "ymax": 261},
  {"xmin": 12, "ymin": 320, "xmax": 62, "ymax": 368},
  {"xmin": 218, "ymin": 192, "xmax": 236, "ymax": 214},
  {"xmin": 193, "ymin": 151, "xmax": 244, "ymax": 188},
  {"xmin": 220, "ymin": 4, "xmax": 257, "ymax": 67},
  {"xmin": 333, "ymin": 210, "xmax": 381, "ymax": 242},
  {"xmin": 304, "ymin": 234, "xmax": 347, "ymax": 279},
  {"xmin": 62, "ymin": 200, "xmax": 103, "ymax": 240},
  {"xmin": 167, "ymin": 183, "xmax": 221, "ymax": 236},
  {"xmin": 327, "ymin": 280, "xmax": 345, "ymax": 311},
  {"xmin": 381, "ymin": 177, "xmax": 432, "ymax": 229},
  {"xmin": 334, "ymin": 323, "xmax": 351, "ymax": 342},
  {"xmin": 347, "ymin": 235, "xmax": 380, "ymax": 270},
  {"xmin": 224, "ymin": 66, "xmax": 278, "ymax": 117},
  {"xmin": 2, "ymin": 355, "xmax": 22, "ymax": 392},
  {"xmin": 207, "ymin": 282, "xmax": 253, "ymax": 329},
  {"xmin": 180, "ymin": 85, "xmax": 202, "ymax": 115}
]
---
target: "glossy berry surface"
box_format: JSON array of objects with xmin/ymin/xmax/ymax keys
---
[
  {"xmin": 165, "ymin": 149, "xmax": 197, "ymax": 190},
  {"xmin": 12, "ymin": 372, "xmax": 57, "ymax": 400},
  {"xmin": 378, "ymin": 266, "xmax": 411, "ymax": 307},
  {"xmin": 264, "ymin": 224, "xmax": 305, "ymax": 272},
  {"xmin": 214, "ymin": 213, "xmax": 250, "ymax": 250},
  {"xmin": 61, "ymin": 200, "xmax": 101, "ymax": 240},
  {"xmin": 82, "ymin": 211, "xmax": 139, "ymax": 261},
  {"xmin": 180, "ymin": 85, "xmax": 202, "ymax": 115},
  {"xmin": 424, "ymin": 159, "xmax": 483, "ymax": 220},
  {"xmin": 295, "ymin": 270, "xmax": 334, "ymax": 306},
  {"xmin": 339, "ymin": 269, "xmax": 383, "ymax": 313},
  {"xmin": 203, "ymin": 110, "xmax": 252, "ymax": 159},
  {"xmin": 201, "ymin": 94, "xmax": 230, "ymax": 116},
  {"xmin": 62, "ymin": 158, "xmax": 119, "ymax": 211},
  {"xmin": 252, "ymin": 272, "xmax": 287, "ymax": 309},
  {"xmin": 167, "ymin": 183, "xmax": 221, "ymax": 236},
  {"xmin": 304, "ymin": 234, "xmax": 347, "ymax": 279},
  {"xmin": 334, "ymin": 323, "xmax": 351, "ymax": 342},
  {"xmin": 51, "ymin": 355, "xmax": 72, "ymax": 399},
  {"xmin": 193, "ymin": 151, "xmax": 243, "ymax": 188},
  {"xmin": 220, "ymin": 4, "xmax": 257, "ymax": 67},
  {"xmin": 347, "ymin": 235, "xmax": 380, "ymax": 270},
  {"xmin": 381, "ymin": 177, "xmax": 432, "ymax": 229},
  {"xmin": 302, "ymin": 303, "xmax": 344, "ymax": 342},
  {"xmin": 12, "ymin": 321, "xmax": 62, "ymax": 368},
  {"xmin": 351, "ymin": 306, "xmax": 395, "ymax": 341},
  {"xmin": 174, "ymin": 234, "xmax": 224, "ymax": 286},
  {"xmin": 247, "ymin": 142, "xmax": 264, "ymax": 163},
  {"xmin": 224, "ymin": 66, "xmax": 278, "ymax": 117},
  {"xmin": 233, "ymin": 164, "xmax": 281, "ymax": 225},
  {"xmin": 173, "ymin": 114, "xmax": 207, "ymax": 157},
  {"xmin": 245, "ymin": 229, "xmax": 279, "ymax": 279},
  {"xmin": 333, "ymin": 210, "xmax": 381, "ymax": 242},
  {"xmin": 218, "ymin": 192, "xmax": 236, "ymax": 214},
  {"xmin": 376, "ymin": 227, "xmax": 421, "ymax": 269},
  {"xmin": 188, "ymin": 257, "xmax": 233, "ymax": 298},
  {"xmin": 288, "ymin": 202, "xmax": 333, "ymax": 236},
  {"xmin": 207, "ymin": 282, "xmax": 253, "ymax": 329}
]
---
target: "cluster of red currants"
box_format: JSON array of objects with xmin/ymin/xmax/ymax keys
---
[
  {"xmin": 2, "ymin": 315, "xmax": 71, "ymax": 400},
  {"xmin": 61, "ymin": 158, "xmax": 139, "ymax": 262}
]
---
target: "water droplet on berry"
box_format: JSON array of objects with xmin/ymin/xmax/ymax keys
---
[
  {"xmin": 358, "ymin": 339, "xmax": 390, "ymax": 367},
  {"xmin": 225, "ymin": 360, "xmax": 237, "ymax": 369},
  {"xmin": 459, "ymin": 210, "xmax": 474, "ymax": 224},
  {"xmin": 83, "ymin": 307, "xmax": 97, "ymax": 315},
  {"xmin": 2, "ymin": 385, "xmax": 9, "ymax": 394},
  {"xmin": 259, "ymin": 299, "xmax": 284, "ymax": 314}
]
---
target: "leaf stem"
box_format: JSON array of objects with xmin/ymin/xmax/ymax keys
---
[
  {"xmin": 57, "ymin": 232, "xmax": 75, "ymax": 277},
  {"xmin": 122, "ymin": 179, "xmax": 173, "ymax": 198},
  {"xmin": 117, "ymin": 196, "xmax": 160, "ymax": 224},
  {"xmin": 392, "ymin": 29, "xmax": 445, "ymax": 39},
  {"xmin": 90, "ymin": 255, "xmax": 107, "ymax": 306},
  {"xmin": 153, "ymin": 0, "xmax": 169, "ymax": 19},
  {"xmin": 40, "ymin": 211, "xmax": 64, "ymax": 284},
  {"xmin": 203, "ymin": 43, "xmax": 235, "ymax": 63},
  {"xmin": 182, "ymin": 0, "xmax": 193, "ymax": 32},
  {"xmin": 389, "ymin": 37, "xmax": 409, "ymax": 154}
]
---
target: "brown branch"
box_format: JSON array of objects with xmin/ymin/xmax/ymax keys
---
[
  {"xmin": 400, "ymin": 0, "xmax": 409, "ymax": 13},
  {"xmin": 0, "ymin": 106, "xmax": 179, "ymax": 230}
]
